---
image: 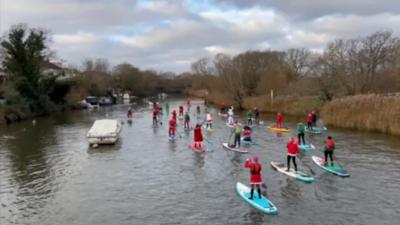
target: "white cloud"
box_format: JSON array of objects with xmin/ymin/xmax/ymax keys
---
[{"xmin": 54, "ymin": 33, "xmax": 100, "ymax": 45}]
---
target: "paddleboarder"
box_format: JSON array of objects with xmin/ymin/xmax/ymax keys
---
[
  {"xmin": 243, "ymin": 126, "xmax": 252, "ymax": 142},
  {"xmin": 324, "ymin": 136, "xmax": 335, "ymax": 166},
  {"xmin": 244, "ymin": 155, "xmax": 263, "ymax": 200},
  {"xmin": 127, "ymin": 107, "xmax": 133, "ymax": 119},
  {"xmin": 307, "ymin": 113, "xmax": 313, "ymax": 130},
  {"xmin": 247, "ymin": 110, "xmax": 254, "ymax": 126},
  {"xmin": 193, "ymin": 124, "xmax": 203, "ymax": 148},
  {"xmin": 196, "ymin": 105, "xmax": 201, "ymax": 115},
  {"xmin": 169, "ymin": 117, "xmax": 177, "ymax": 137},
  {"xmin": 152, "ymin": 108, "xmax": 159, "ymax": 126},
  {"xmin": 184, "ymin": 111, "xmax": 190, "ymax": 129},
  {"xmin": 276, "ymin": 112, "xmax": 283, "ymax": 128},
  {"xmin": 286, "ymin": 137, "xmax": 299, "ymax": 172},
  {"xmin": 254, "ymin": 107, "xmax": 259, "ymax": 123},
  {"xmin": 205, "ymin": 111, "xmax": 213, "ymax": 129},
  {"xmin": 172, "ymin": 109, "xmax": 177, "ymax": 120},
  {"xmin": 179, "ymin": 105, "xmax": 184, "ymax": 117},
  {"xmin": 297, "ymin": 121, "xmax": 306, "ymax": 145},
  {"xmin": 228, "ymin": 106, "xmax": 234, "ymax": 125},
  {"xmin": 231, "ymin": 120, "xmax": 242, "ymax": 148}
]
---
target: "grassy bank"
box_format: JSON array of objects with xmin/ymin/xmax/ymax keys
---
[
  {"xmin": 187, "ymin": 89, "xmax": 323, "ymax": 115},
  {"xmin": 321, "ymin": 94, "xmax": 400, "ymax": 135}
]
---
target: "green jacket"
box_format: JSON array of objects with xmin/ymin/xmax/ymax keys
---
[
  {"xmin": 184, "ymin": 114, "xmax": 190, "ymax": 121},
  {"xmin": 297, "ymin": 123, "xmax": 305, "ymax": 133},
  {"xmin": 234, "ymin": 124, "xmax": 242, "ymax": 134},
  {"xmin": 247, "ymin": 111, "xmax": 253, "ymax": 119}
]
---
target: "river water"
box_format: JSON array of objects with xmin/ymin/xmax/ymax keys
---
[{"xmin": 1, "ymin": 99, "xmax": 399, "ymax": 225}]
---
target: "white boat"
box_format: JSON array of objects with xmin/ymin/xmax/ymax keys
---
[{"xmin": 87, "ymin": 119, "xmax": 121, "ymax": 145}]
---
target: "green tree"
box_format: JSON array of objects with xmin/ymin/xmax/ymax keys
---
[{"xmin": 1, "ymin": 24, "xmax": 56, "ymax": 115}]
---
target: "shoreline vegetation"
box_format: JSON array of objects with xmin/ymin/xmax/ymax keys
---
[
  {"xmin": 188, "ymin": 89, "xmax": 400, "ymax": 136},
  {"xmin": 1, "ymin": 24, "xmax": 400, "ymax": 136}
]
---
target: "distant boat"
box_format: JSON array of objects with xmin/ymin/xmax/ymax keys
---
[{"xmin": 87, "ymin": 119, "xmax": 121, "ymax": 146}]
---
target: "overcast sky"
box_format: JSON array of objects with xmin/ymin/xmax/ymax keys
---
[{"xmin": 2, "ymin": 0, "xmax": 400, "ymax": 72}]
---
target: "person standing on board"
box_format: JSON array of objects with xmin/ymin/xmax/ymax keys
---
[
  {"xmin": 247, "ymin": 110, "xmax": 254, "ymax": 126},
  {"xmin": 312, "ymin": 111, "xmax": 317, "ymax": 127},
  {"xmin": 205, "ymin": 111, "xmax": 213, "ymax": 129},
  {"xmin": 254, "ymin": 107, "xmax": 259, "ymax": 124},
  {"xmin": 193, "ymin": 124, "xmax": 203, "ymax": 148},
  {"xmin": 228, "ymin": 106, "xmax": 234, "ymax": 125},
  {"xmin": 286, "ymin": 137, "xmax": 299, "ymax": 172},
  {"xmin": 127, "ymin": 107, "xmax": 133, "ymax": 119},
  {"xmin": 231, "ymin": 120, "xmax": 242, "ymax": 148},
  {"xmin": 196, "ymin": 105, "xmax": 201, "ymax": 115},
  {"xmin": 220, "ymin": 101, "xmax": 226, "ymax": 113},
  {"xmin": 169, "ymin": 117, "xmax": 177, "ymax": 137},
  {"xmin": 179, "ymin": 105, "xmax": 184, "ymax": 117},
  {"xmin": 307, "ymin": 113, "xmax": 313, "ymax": 130},
  {"xmin": 244, "ymin": 155, "xmax": 263, "ymax": 199},
  {"xmin": 276, "ymin": 112, "xmax": 283, "ymax": 128},
  {"xmin": 172, "ymin": 109, "xmax": 177, "ymax": 120},
  {"xmin": 324, "ymin": 136, "xmax": 335, "ymax": 166},
  {"xmin": 297, "ymin": 121, "xmax": 306, "ymax": 145},
  {"xmin": 184, "ymin": 111, "xmax": 190, "ymax": 129},
  {"xmin": 152, "ymin": 108, "xmax": 159, "ymax": 126}
]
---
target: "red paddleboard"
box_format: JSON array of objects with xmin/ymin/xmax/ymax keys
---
[{"xmin": 190, "ymin": 143, "xmax": 206, "ymax": 152}]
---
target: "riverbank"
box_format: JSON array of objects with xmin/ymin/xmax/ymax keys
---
[
  {"xmin": 321, "ymin": 94, "xmax": 400, "ymax": 136},
  {"xmin": 188, "ymin": 90, "xmax": 400, "ymax": 136}
]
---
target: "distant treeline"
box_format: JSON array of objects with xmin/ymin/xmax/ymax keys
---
[
  {"xmin": 0, "ymin": 24, "xmax": 191, "ymax": 123},
  {"xmin": 186, "ymin": 30, "xmax": 400, "ymax": 109}
]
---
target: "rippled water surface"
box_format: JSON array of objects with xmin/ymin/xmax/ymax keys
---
[{"xmin": 1, "ymin": 99, "xmax": 400, "ymax": 225}]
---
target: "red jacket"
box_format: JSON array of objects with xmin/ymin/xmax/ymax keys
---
[
  {"xmin": 179, "ymin": 106, "xmax": 184, "ymax": 113},
  {"xmin": 172, "ymin": 111, "xmax": 177, "ymax": 119},
  {"xmin": 194, "ymin": 127, "xmax": 203, "ymax": 142},
  {"xmin": 287, "ymin": 140, "xmax": 299, "ymax": 156},
  {"xmin": 169, "ymin": 119, "xmax": 176, "ymax": 129},
  {"xmin": 326, "ymin": 139, "xmax": 335, "ymax": 149},
  {"xmin": 277, "ymin": 113, "xmax": 283, "ymax": 122},
  {"xmin": 153, "ymin": 110, "xmax": 158, "ymax": 118},
  {"xmin": 243, "ymin": 129, "xmax": 251, "ymax": 138},
  {"xmin": 245, "ymin": 160, "xmax": 263, "ymax": 184},
  {"xmin": 307, "ymin": 114, "xmax": 313, "ymax": 123}
]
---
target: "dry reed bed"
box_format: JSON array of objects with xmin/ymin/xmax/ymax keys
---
[{"xmin": 321, "ymin": 95, "xmax": 400, "ymax": 135}]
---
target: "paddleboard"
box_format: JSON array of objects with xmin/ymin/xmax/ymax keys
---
[
  {"xmin": 226, "ymin": 123, "xmax": 235, "ymax": 128},
  {"xmin": 298, "ymin": 144, "xmax": 315, "ymax": 151},
  {"xmin": 169, "ymin": 135, "xmax": 176, "ymax": 141},
  {"xmin": 241, "ymin": 137, "xmax": 254, "ymax": 145},
  {"xmin": 190, "ymin": 143, "xmax": 205, "ymax": 152},
  {"xmin": 218, "ymin": 112, "xmax": 228, "ymax": 117},
  {"xmin": 269, "ymin": 127, "xmax": 290, "ymax": 132},
  {"xmin": 312, "ymin": 156, "xmax": 349, "ymax": 177},
  {"xmin": 236, "ymin": 182, "xmax": 278, "ymax": 215},
  {"xmin": 222, "ymin": 143, "xmax": 248, "ymax": 153},
  {"xmin": 305, "ymin": 128, "xmax": 322, "ymax": 134},
  {"xmin": 270, "ymin": 161, "xmax": 315, "ymax": 183}
]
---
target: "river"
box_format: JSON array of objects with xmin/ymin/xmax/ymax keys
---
[{"xmin": 1, "ymin": 98, "xmax": 399, "ymax": 225}]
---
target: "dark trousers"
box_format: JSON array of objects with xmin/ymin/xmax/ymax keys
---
[
  {"xmin": 307, "ymin": 122, "xmax": 312, "ymax": 130},
  {"xmin": 250, "ymin": 184, "xmax": 262, "ymax": 199},
  {"xmin": 324, "ymin": 150, "xmax": 334, "ymax": 164},
  {"xmin": 298, "ymin": 132, "xmax": 305, "ymax": 145},
  {"xmin": 248, "ymin": 118, "xmax": 252, "ymax": 125},
  {"xmin": 234, "ymin": 134, "xmax": 241, "ymax": 147},
  {"xmin": 287, "ymin": 155, "xmax": 297, "ymax": 171}
]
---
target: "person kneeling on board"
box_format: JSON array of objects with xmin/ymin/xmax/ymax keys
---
[
  {"xmin": 243, "ymin": 126, "xmax": 252, "ymax": 142},
  {"xmin": 297, "ymin": 121, "xmax": 306, "ymax": 145},
  {"xmin": 231, "ymin": 120, "xmax": 242, "ymax": 148},
  {"xmin": 245, "ymin": 155, "xmax": 263, "ymax": 199},
  {"xmin": 194, "ymin": 124, "xmax": 203, "ymax": 148},
  {"xmin": 286, "ymin": 137, "xmax": 299, "ymax": 172},
  {"xmin": 324, "ymin": 136, "xmax": 335, "ymax": 166},
  {"xmin": 169, "ymin": 117, "xmax": 177, "ymax": 137},
  {"xmin": 184, "ymin": 111, "xmax": 190, "ymax": 129}
]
